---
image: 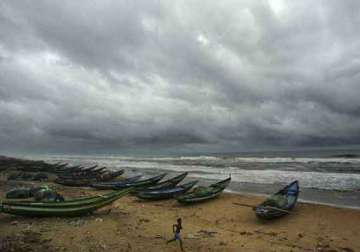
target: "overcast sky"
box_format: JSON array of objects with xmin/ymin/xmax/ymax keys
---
[{"xmin": 1, "ymin": 0, "xmax": 360, "ymax": 155}]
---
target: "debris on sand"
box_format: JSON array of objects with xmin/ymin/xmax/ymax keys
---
[
  {"xmin": 0, "ymin": 230, "xmax": 53, "ymax": 252},
  {"xmin": 198, "ymin": 230, "xmax": 218, "ymax": 237}
]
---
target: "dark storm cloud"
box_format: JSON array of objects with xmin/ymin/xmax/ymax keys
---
[{"xmin": 1, "ymin": 0, "xmax": 360, "ymax": 154}]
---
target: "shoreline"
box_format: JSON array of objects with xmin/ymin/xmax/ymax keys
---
[
  {"xmin": 22, "ymin": 153, "xmax": 360, "ymax": 208},
  {"xmin": 226, "ymin": 190, "xmax": 360, "ymax": 211},
  {"xmin": 0, "ymin": 157, "xmax": 359, "ymax": 251},
  {"xmin": 1, "ymin": 185, "xmax": 360, "ymax": 251}
]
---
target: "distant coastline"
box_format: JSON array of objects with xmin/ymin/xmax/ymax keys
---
[{"xmin": 330, "ymin": 154, "xmax": 359, "ymax": 158}]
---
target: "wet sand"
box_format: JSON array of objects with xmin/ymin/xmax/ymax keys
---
[{"xmin": 1, "ymin": 177, "xmax": 359, "ymax": 252}]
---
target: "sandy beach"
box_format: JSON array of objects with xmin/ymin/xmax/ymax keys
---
[
  {"xmin": 2, "ymin": 1, "xmax": 360, "ymax": 251},
  {"xmin": 1, "ymin": 175, "xmax": 359, "ymax": 252}
]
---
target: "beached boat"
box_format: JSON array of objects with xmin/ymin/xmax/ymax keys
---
[
  {"xmin": 56, "ymin": 165, "xmax": 100, "ymax": 176},
  {"xmin": 92, "ymin": 174, "xmax": 167, "ymax": 190},
  {"xmin": 1, "ymin": 190, "xmax": 122, "ymax": 208},
  {"xmin": 137, "ymin": 181, "xmax": 198, "ymax": 200},
  {"xmin": 90, "ymin": 175, "xmax": 143, "ymax": 189},
  {"xmin": 6, "ymin": 188, "xmax": 33, "ymax": 199},
  {"xmin": 0, "ymin": 188, "xmax": 132, "ymax": 217},
  {"xmin": 54, "ymin": 178, "xmax": 95, "ymax": 187},
  {"xmin": 68, "ymin": 166, "xmax": 106, "ymax": 174},
  {"xmin": 255, "ymin": 180, "xmax": 299, "ymax": 220},
  {"xmin": 116, "ymin": 173, "xmax": 166, "ymax": 189},
  {"xmin": 96, "ymin": 170, "xmax": 125, "ymax": 181},
  {"xmin": 57, "ymin": 172, "xmax": 102, "ymax": 180},
  {"xmin": 54, "ymin": 170, "xmax": 125, "ymax": 186},
  {"xmin": 134, "ymin": 172, "xmax": 188, "ymax": 193},
  {"xmin": 177, "ymin": 177, "xmax": 231, "ymax": 204},
  {"xmin": 52, "ymin": 163, "xmax": 69, "ymax": 171},
  {"xmin": 55, "ymin": 165, "xmax": 85, "ymax": 174},
  {"xmin": 57, "ymin": 168, "xmax": 120, "ymax": 180}
]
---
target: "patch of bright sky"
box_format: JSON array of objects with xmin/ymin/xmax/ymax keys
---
[
  {"xmin": 268, "ymin": 0, "xmax": 287, "ymax": 18},
  {"xmin": 197, "ymin": 34, "xmax": 210, "ymax": 46},
  {"xmin": 141, "ymin": 17, "xmax": 158, "ymax": 33}
]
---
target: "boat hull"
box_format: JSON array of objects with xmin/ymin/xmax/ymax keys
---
[{"xmin": 255, "ymin": 180, "xmax": 299, "ymax": 220}]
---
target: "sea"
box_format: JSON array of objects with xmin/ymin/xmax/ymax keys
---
[{"xmin": 27, "ymin": 149, "xmax": 360, "ymax": 209}]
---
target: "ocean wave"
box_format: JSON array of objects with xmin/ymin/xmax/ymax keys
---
[
  {"xmin": 31, "ymin": 154, "xmax": 360, "ymax": 164},
  {"xmin": 30, "ymin": 154, "xmax": 360, "ymax": 191},
  {"xmin": 233, "ymin": 157, "xmax": 360, "ymax": 163},
  {"xmin": 189, "ymin": 169, "xmax": 360, "ymax": 191}
]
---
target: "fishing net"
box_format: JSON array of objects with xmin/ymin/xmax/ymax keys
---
[{"xmin": 263, "ymin": 194, "xmax": 288, "ymax": 208}]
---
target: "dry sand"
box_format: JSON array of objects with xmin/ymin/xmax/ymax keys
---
[{"xmin": 0, "ymin": 179, "xmax": 359, "ymax": 252}]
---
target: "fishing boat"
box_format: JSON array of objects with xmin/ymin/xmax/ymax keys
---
[
  {"xmin": 2, "ymin": 190, "xmax": 121, "ymax": 208},
  {"xmin": 91, "ymin": 175, "xmax": 143, "ymax": 190},
  {"xmin": 94, "ymin": 170, "xmax": 124, "ymax": 181},
  {"xmin": 137, "ymin": 181, "xmax": 198, "ymax": 200},
  {"xmin": 177, "ymin": 177, "xmax": 231, "ymax": 204},
  {"xmin": 54, "ymin": 170, "xmax": 125, "ymax": 187},
  {"xmin": 58, "ymin": 168, "xmax": 121, "ymax": 180},
  {"xmin": 52, "ymin": 163, "xmax": 69, "ymax": 172},
  {"xmin": 93, "ymin": 173, "xmax": 167, "ymax": 190},
  {"xmin": 116, "ymin": 173, "xmax": 166, "ymax": 189},
  {"xmin": 134, "ymin": 172, "xmax": 188, "ymax": 193},
  {"xmin": 0, "ymin": 188, "xmax": 132, "ymax": 217},
  {"xmin": 57, "ymin": 165, "xmax": 100, "ymax": 176},
  {"xmin": 55, "ymin": 165, "xmax": 85, "ymax": 174},
  {"xmin": 255, "ymin": 180, "xmax": 299, "ymax": 220},
  {"xmin": 54, "ymin": 178, "xmax": 94, "ymax": 187}
]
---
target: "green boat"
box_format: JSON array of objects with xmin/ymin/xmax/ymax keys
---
[
  {"xmin": 58, "ymin": 169, "xmax": 122, "ymax": 180},
  {"xmin": 54, "ymin": 170, "xmax": 124, "ymax": 187},
  {"xmin": 0, "ymin": 188, "xmax": 131, "ymax": 217},
  {"xmin": 1, "ymin": 190, "xmax": 122, "ymax": 208},
  {"xmin": 177, "ymin": 177, "xmax": 231, "ymax": 204},
  {"xmin": 92, "ymin": 173, "xmax": 167, "ymax": 190},
  {"xmin": 54, "ymin": 178, "xmax": 95, "ymax": 187},
  {"xmin": 2, "ymin": 191, "xmax": 107, "ymax": 204},
  {"xmin": 137, "ymin": 181, "xmax": 197, "ymax": 200},
  {"xmin": 134, "ymin": 172, "xmax": 188, "ymax": 193}
]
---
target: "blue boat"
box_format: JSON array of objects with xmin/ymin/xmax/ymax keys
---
[
  {"xmin": 136, "ymin": 181, "xmax": 198, "ymax": 200},
  {"xmin": 255, "ymin": 180, "xmax": 299, "ymax": 220},
  {"xmin": 135, "ymin": 172, "xmax": 188, "ymax": 193},
  {"xmin": 92, "ymin": 174, "xmax": 167, "ymax": 190},
  {"xmin": 90, "ymin": 175, "xmax": 142, "ymax": 189},
  {"xmin": 177, "ymin": 177, "xmax": 231, "ymax": 204}
]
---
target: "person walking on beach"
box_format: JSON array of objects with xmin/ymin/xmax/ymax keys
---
[{"xmin": 167, "ymin": 218, "xmax": 184, "ymax": 251}]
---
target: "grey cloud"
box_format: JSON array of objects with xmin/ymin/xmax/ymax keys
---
[{"xmin": 1, "ymin": 0, "xmax": 360, "ymax": 154}]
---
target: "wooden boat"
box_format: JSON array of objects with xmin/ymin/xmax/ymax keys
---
[
  {"xmin": 50, "ymin": 162, "xmax": 63, "ymax": 168},
  {"xmin": 91, "ymin": 175, "xmax": 142, "ymax": 190},
  {"xmin": 177, "ymin": 177, "xmax": 231, "ymax": 204},
  {"xmin": 54, "ymin": 178, "xmax": 95, "ymax": 187},
  {"xmin": 83, "ymin": 165, "xmax": 101, "ymax": 172},
  {"xmin": 52, "ymin": 163, "xmax": 68, "ymax": 171},
  {"xmin": 55, "ymin": 165, "xmax": 84, "ymax": 174},
  {"xmin": 137, "ymin": 181, "xmax": 197, "ymax": 200},
  {"xmin": 6, "ymin": 188, "xmax": 32, "ymax": 199},
  {"xmin": 255, "ymin": 180, "xmax": 299, "ymax": 220},
  {"xmin": 1, "ymin": 191, "xmax": 121, "ymax": 208},
  {"xmin": 92, "ymin": 174, "xmax": 167, "ymax": 190},
  {"xmin": 3, "ymin": 190, "xmax": 118, "ymax": 205},
  {"xmin": 0, "ymin": 188, "xmax": 131, "ymax": 217},
  {"xmin": 113, "ymin": 173, "xmax": 166, "ymax": 190},
  {"xmin": 94, "ymin": 170, "xmax": 124, "ymax": 182},
  {"xmin": 135, "ymin": 172, "xmax": 188, "ymax": 193},
  {"xmin": 54, "ymin": 170, "xmax": 125, "ymax": 187},
  {"xmin": 57, "ymin": 165, "xmax": 99, "ymax": 175},
  {"xmin": 57, "ymin": 169, "xmax": 121, "ymax": 180},
  {"xmin": 58, "ymin": 172, "xmax": 100, "ymax": 180},
  {"xmin": 62, "ymin": 166, "xmax": 106, "ymax": 175}
]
